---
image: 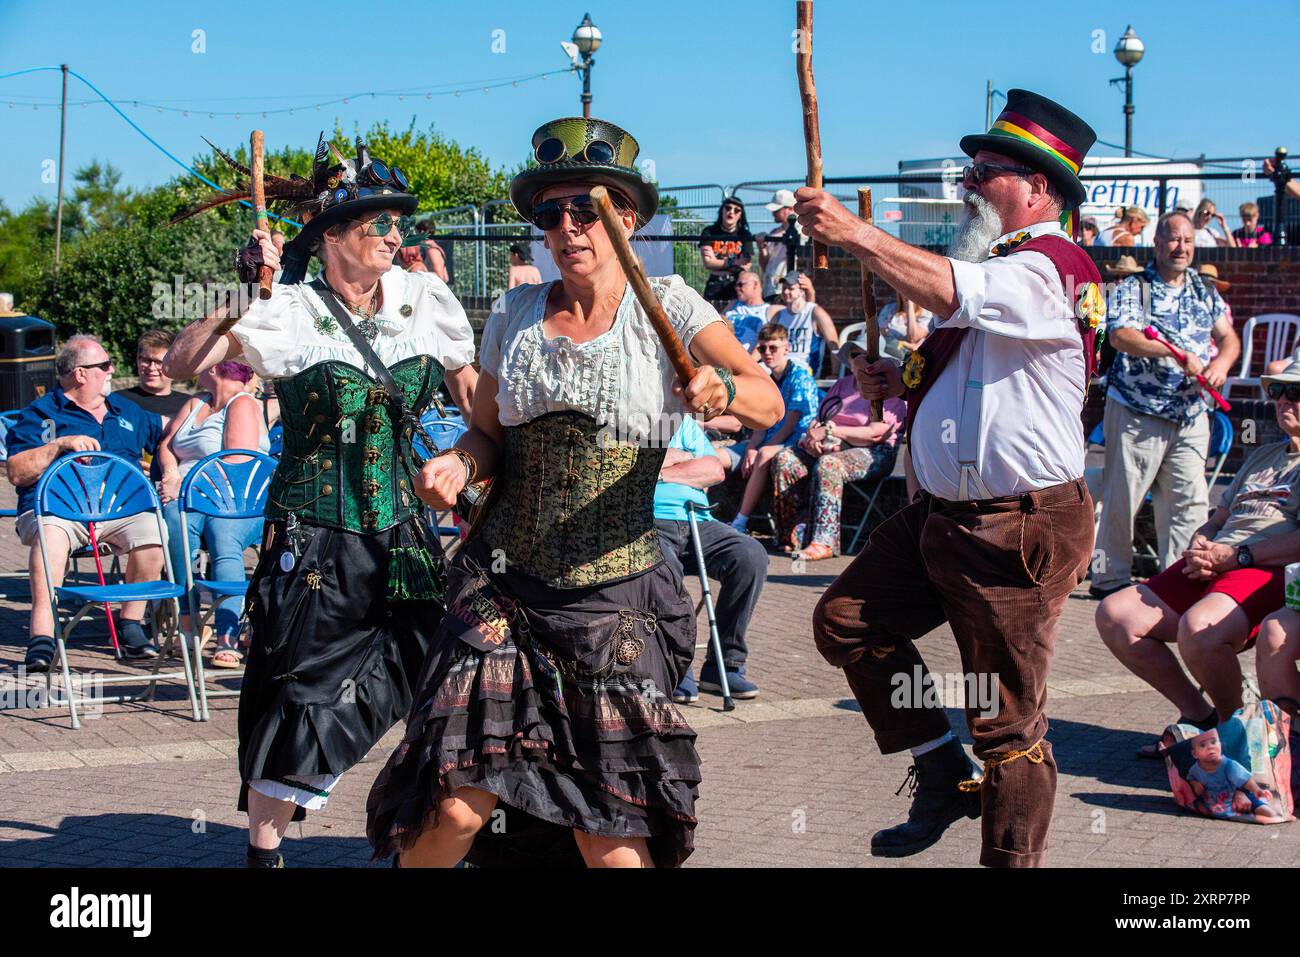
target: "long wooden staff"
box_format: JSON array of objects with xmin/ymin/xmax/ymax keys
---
[
  {"xmin": 796, "ymin": 0, "xmax": 828, "ymax": 271},
  {"xmin": 589, "ymin": 186, "xmax": 696, "ymax": 387},
  {"xmin": 857, "ymin": 188, "xmax": 882, "ymax": 421},
  {"xmin": 250, "ymin": 130, "xmax": 273, "ymax": 300}
]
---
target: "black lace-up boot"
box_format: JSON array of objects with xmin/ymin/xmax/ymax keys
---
[{"xmin": 870, "ymin": 739, "xmax": 983, "ymax": 858}]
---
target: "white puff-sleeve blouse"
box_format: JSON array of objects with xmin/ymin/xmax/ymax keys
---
[
  {"xmin": 230, "ymin": 267, "xmax": 475, "ymax": 380},
  {"xmin": 479, "ymin": 275, "xmax": 722, "ymax": 431}
]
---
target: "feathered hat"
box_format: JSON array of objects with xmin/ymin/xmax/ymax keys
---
[{"xmin": 172, "ymin": 133, "xmax": 419, "ymax": 283}]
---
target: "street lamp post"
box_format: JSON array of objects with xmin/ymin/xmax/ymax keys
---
[
  {"xmin": 568, "ymin": 13, "xmax": 602, "ymax": 118},
  {"xmin": 1111, "ymin": 25, "xmax": 1144, "ymax": 157}
]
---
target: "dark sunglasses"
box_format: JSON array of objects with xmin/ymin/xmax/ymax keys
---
[
  {"xmin": 78, "ymin": 360, "xmax": 113, "ymax": 372},
  {"xmin": 722, "ymin": 204, "xmax": 743, "ymax": 214},
  {"xmin": 1267, "ymin": 382, "xmax": 1300, "ymax": 402},
  {"xmin": 531, "ymin": 193, "xmax": 631, "ymax": 231},
  {"xmin": 757, "ymin": 342, "xmax": 785, "ymax": 352},
  {"xmin": 534, "ymin": 137, "xmax": 616, "ymax": 166},
  {"xmin": 963, "ymin": 162, "xmax": 1036, "ymax": 184}
]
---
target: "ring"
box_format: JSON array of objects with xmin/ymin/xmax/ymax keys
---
[{"xmin": 700, "ymin": 405, "xmax": 714, "ymax": 417}]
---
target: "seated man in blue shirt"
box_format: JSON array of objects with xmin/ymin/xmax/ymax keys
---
[
  {"xmin": 7, "ymin": 335, "xmax": 166, "ymax": 672},
  {"xmin": 655, "ymin": 415, "xmax": 769, "ymax": 702}
]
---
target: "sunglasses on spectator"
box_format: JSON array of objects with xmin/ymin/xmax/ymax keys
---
[
  {"xmin": 78, "ymin": 360, "xmax": 114, "ymax": 371},
  {"xmin": 963, "ymin": 162, "xmax": 1037, "ymax": 184},
  {"xmin": 757, "ymin": 343, "xmax": 785, "ymax": 352},
  {"xmin": 1267, "ymin": 382, "xmax": 1300, "ymax": 402},
  {"xmin": 722, "ymin": 204, "xmax": 743, "ymax": 214}
]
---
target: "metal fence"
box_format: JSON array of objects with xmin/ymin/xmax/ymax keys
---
[{"xmin": 422, "ymin": 158, "xmax": 1299, "ymax": 300}]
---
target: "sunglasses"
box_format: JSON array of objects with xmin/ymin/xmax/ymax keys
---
[
  {"xmin": 530, "ymin": 194, "xmax": 631, "ymax": 232},
  {"xmin": 757, "ymin": 342, "xmax": 785, "ymax": 352},
  {"xmin": 78, "ymin": 360, "xmax": 113, "ymax": 372},
  {"xmin": 359, "ymin": 212, "xmax": 403, "ymax": 237},
  {"xmin": 722, "ymin": 204, "xmax": 743, "ymax": 214},
  {"xmin": 962, "ymin": 162, "xmax": 1036, "ymax": 184},
  {"xmin": 1267, "ymin": 382, "xmax": 1300, "ymax": 402},
  {"xmin": 534, "ymin": 137, "xmax": 616, "ymax": 166}
]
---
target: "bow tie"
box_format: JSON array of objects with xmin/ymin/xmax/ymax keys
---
[{"xmin": 990, "ymin": 231, "xmax": 1031, "ymax": 258}]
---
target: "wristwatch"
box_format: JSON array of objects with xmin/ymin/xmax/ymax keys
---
[{"xmin": 1236, "ymin": 544, "xmax": 1254, "ymax": 569}]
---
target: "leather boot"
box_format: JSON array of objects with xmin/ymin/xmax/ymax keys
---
[{"xmin": 870, "ymin": 739, "xmax": 983, "ymax": 858}]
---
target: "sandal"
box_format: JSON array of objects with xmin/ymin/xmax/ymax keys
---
[
  {"xmin": 210, "ymin": 637, "xmax": 244, "ymax": 669},
  {"xmin": 796, "ymin": 542, "xmax": 835, "ymax": 562}
]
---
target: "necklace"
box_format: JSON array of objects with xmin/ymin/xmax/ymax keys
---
[{"xmin": 321, "ymin": 278, "xmax": 382, "ymax": 341}]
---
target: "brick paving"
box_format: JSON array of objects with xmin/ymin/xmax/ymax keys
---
[{"xmin": 0, "ymin": 480, "xmax": 1296, "ymax": 868}]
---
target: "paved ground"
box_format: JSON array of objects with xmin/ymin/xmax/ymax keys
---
[{"xmin": 0, "ymin": 481, "xmax": 1296, "ymax": 869}]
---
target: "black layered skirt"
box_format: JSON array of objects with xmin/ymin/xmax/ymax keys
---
[
  {"xmin": 365, "ymin": 538, "xmax": 702, "ymax": 867},
  {"xmin": 237, "ymin": 519, "xmax": 443, "ymax": 821}
]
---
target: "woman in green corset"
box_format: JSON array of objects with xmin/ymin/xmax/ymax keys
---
[
  {"xmin": 164, "ymin": 136, "xmax": 477, "ymax": 867},
  {"xmin": 365, "ymin": 117, "xmax": 783, "ymax": 868}
]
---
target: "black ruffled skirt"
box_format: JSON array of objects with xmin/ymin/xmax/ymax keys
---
[
  {"xmin": 365, "ymin": 538, "xmax": 702, "ymax": 867},
  {"xmin": 237, "ymin": 519, "xmax": 443, "ymax": 821}
]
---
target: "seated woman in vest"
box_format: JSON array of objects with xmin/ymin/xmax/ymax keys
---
[{"xmin": 157, "ymin": 359, "xmax": 270, "ymax": 667}]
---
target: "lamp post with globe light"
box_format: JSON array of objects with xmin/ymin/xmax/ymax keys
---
[
  {"xmin": 559, "ymin": 13, "xmax": 602, "ymax": 118},
  {"xmin": 1110, "ymin": 25, "xmax": 1145, "ymax": 157}
]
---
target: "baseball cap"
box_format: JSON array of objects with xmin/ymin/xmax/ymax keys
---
[
  {"xmin": 781, "ymin": 270, "xmax": 805, "ymax": 288},
  {"xmin": 765, "ymin": 189, "xmax": 798, "ymax": 212}
]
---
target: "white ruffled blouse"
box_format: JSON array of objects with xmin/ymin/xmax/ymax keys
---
[
  {"xmin": 479, "ymin": 275, "xmax": 722, "ymax": 431},
  {"xmin": 230, "ymin": 266, "xmax": 475, "ymax": 380}
]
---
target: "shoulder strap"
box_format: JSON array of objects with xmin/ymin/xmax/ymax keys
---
[{"xmin": 311, "ymin": 279, "xmax": 446, "ymax": 444}]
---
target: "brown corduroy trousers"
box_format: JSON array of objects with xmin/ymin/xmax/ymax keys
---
[{"xmin": 813, "ymin": 478, "xmax": 1094, "ymax": 867}]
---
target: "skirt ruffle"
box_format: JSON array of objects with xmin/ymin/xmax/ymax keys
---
[{"xmin": 366, "ymin": 540, "xmax": 701, "ymax": 867}]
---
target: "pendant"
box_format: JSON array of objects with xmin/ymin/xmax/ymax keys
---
[{"xmin": 357, "ymin": 318, "xmax": 380, "ymax": 341}]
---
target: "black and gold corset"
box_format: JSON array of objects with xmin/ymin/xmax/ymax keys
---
[
  {"xmin": 477, "ymin": 411, "xmax": 667, "ymax": 589},
  {"xmin": 268, "ymin": 355, "xmax": 444, "ymax": 533}
]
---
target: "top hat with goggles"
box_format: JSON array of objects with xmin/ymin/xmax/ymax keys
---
[
  {"xmin": 509, "ymin": 117, "xmax": 659, "ymax": 228},
  {"xmin": 171, "ymin": 133, "xmax": 419, "ymax": 284}
]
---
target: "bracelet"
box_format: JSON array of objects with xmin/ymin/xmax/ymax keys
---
[
  {"xmin": 712, "ymin": 366, "xmax": 737, "ymax": 411},
  {"xmin": 435, "ymin": 447, "xmax": 478, "ymax": 485}
]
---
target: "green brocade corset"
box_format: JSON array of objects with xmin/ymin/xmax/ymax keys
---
[
  {"xmin": 268, "ymin": 356, "xmax": 444, "ymax": 533},
  {"xmin": 479, "ymin": 411, "xmax": 666, "ymax": 589}
]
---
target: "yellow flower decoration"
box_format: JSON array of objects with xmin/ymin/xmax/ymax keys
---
[
  {"xmin": 990, "ymin": 231, "xmax": 1031, "ymax": 258},
  {"xmin": 902, "ymin": 351, "xmax": 926, "ymax": 390},
  {"xmin": 1075, "ymin": 281, "xmax": 1106, "ymax": 330}
]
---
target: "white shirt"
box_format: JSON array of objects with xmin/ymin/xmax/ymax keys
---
[
  {"xmin": 479, "ymin": 275, "xmax": 721, "ymax": 436},
  {"xmin": 230, "ymin": 266, "xmax": 476, "ymax": 380},
  {"xmin": 911, "ymin": 220, "xmax": 1087, "ymax": 500}
]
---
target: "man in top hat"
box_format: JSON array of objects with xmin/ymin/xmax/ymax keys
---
[{"xmin": 794, "ymin": 89, "xmax": 1104, "ymax": 867}]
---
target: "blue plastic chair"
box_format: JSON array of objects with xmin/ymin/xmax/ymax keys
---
[
  {"xmin": 0, "ymin": 409, "xmax": 20, "ymax": 517},
  {"xmin": 178, "ymin": 449, "xmax": 276, "ymax": 720},
  {"xmin": 1206, "ymin": 410, "xmax": 1234, "ymax": 493},
  {"xmin": 267, "ymin": 422, "xmax": 284, "ymax": 458},
  {"xmin": 33, "ymin": 451, "xmax": 195, "ymax": 729}
]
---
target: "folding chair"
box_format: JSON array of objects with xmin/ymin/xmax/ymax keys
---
[
  {"xmin": 33, "ymin": 451, "xmax": 196, "ymax": 729},
  {"xmin": 1205, "ymin": 409, "xmax": 1234, "ymax": 494},
  {"xmin": 684, "ymin": 501, "xmax": 734, "ymax": 711},
  {"xmin": 410, "ymin": 413, "xmax": 470, "ymax": 541},
  {"xmin": 1222, "ymin": 313, "xmax": 1300, "ymax": 399},
  {"xmin": 178, "ymin": 449, "xmax": 277, "ymax": 720},
  {"xmin": 841, "ymin": 452, "xmax": 907, "ymax": 555}
]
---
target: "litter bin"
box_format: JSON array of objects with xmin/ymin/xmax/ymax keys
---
[{"xmin": 0, "ymin": 312, "xmax": 56, "ymax": 412}]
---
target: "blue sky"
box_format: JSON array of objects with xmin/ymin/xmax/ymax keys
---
[{"xmin": 1, "ymin": 0, "xmax": 1297, "ymax": 212}]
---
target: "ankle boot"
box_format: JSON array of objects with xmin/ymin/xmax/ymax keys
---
[{"xmin": 870, "ymin": 739, "xmax": 983, "ymax": 858}]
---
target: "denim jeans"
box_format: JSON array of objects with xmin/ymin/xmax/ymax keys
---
[{"xmin": 163, "ymin": 500, "xmax": 263, "ymax": 639}]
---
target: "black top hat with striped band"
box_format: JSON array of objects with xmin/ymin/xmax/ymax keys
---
[{"xmin": 959, "ymin": 89, "xmax": 1096, "ymax": 209}]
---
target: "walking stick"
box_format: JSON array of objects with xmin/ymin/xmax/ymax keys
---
[
  {"xmin": 86, "ymin": 520, "xmax": 122, "ymax": 656},
  {"xmin": 686, "ymin": 502, "xmax": 734, "ymax": 712},
  {"xmin": 796, "ymin": 0, "xmax": 828, "ymax": 272},
  {"xmin": 250, "ymin": 130, "xmax": 274, "ymax": 300},
  {"xmin": 590, "ymin": 187, "xmax": 696, "ymax": 387},
  {"xmin": 857, "ymin": 188, "xmax": 883, "ymax": 421}
]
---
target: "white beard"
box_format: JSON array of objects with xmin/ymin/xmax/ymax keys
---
[{"xmin": 947, "ymin": 193, "xmax": 1005, "ymax": 263}]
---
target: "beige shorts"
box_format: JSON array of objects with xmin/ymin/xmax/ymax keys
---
[{"xmin": 16, "ymin": 510, "xmax": 163, "ymax": 554}]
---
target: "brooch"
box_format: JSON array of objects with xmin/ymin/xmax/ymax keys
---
[
  {"xmin": 357, "ymin": 318, "xmax": 380, "ymax": 342},
  {"xmin": 990, "ymin": 231, "xmax": 1031, "ymax": 258},
  {"xmin": 902, "ymin": 351, "xmax": 926, "ymax": 390},
  {"xmin": 399, "ymin": 304, "xmax": 412, "ymax": 317},
  {"xmin": 313, "ymin": 314, "xmax": 339, "ymax": 338},
  {"xmin": 1075, "ymin": 281, "xmax": 1107, "ymax": 331}
]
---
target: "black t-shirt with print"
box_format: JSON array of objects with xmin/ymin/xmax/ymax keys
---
[{"xmin": 697, "ymin": 225, "xmax": 754, "ymax": 266}]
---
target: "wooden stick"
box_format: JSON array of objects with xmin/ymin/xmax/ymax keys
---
[
  {"xmin": 858, "ymin": 187, "xmax": 882, "ymax": 421},
  {"xmin": 795, "ymin": 0, "xmax": 828, "ymax": 271},
  {"xmin": 250, "ymin": 130, "xmax": 273, "ymax": 300},
  {"xmin": 589, "ymin": 187, "xmax": 696, "ymax": 387}
]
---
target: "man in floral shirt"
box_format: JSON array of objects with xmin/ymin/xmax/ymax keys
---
[{"xmin": 1092, "ymin": 212, "xmax": 1240, "ymax": 598}]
